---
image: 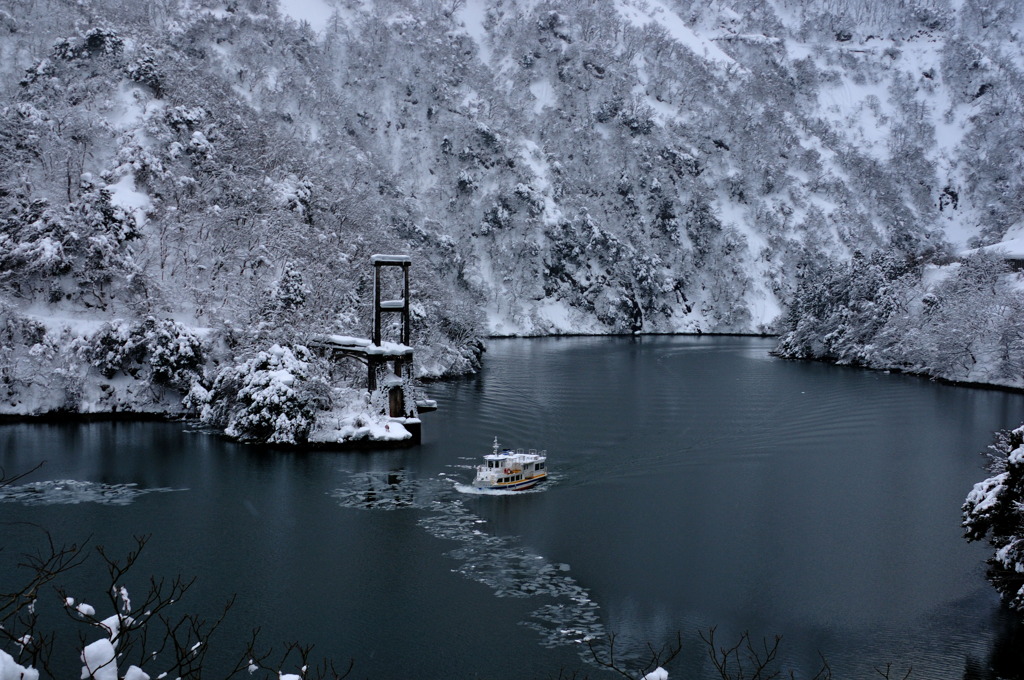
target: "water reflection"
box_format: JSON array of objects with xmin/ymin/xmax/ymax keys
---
[{"xmin": 965, "ymin": 608, "xmax": 1024, "ymax": 680}]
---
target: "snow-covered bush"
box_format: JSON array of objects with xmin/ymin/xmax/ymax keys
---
[
  {"xmin": 51, "ymin": 26, "xmax": 125, "ymax": 63},
  {"xmin": 146, "ymin": 320, "xmax": 205, "ymax": 389},
  {"xmin": 200, "ymin": 344, "xmax": 329, "ymax": 444},
  {"xmin": 123, "ymin": 43, "xmax": 164, "ymax": 96},
  {"xmin": 0, "ymin": 200, "xmax": 75, "ymax": 281},
  {"xmin": 0, "ymin": 176, "xmax": 140, "ymax": 305},
  {"xmin": 0, "ymin": 309, "xmax": 50, "ymax": 397},
  {"xmin": 85, "ymin": 321, "xmax": 143, "ymax": 378},
  {"xmin": 268, "ymin": 265, "xmax": 310, "ymax": 314},
  {"xmin": 963, "ymin": 424, "xmax": 1024, "ymax": 612},
  {"xmin": 0, "ymin": 307, "xmax": 86, "ymax": 414},
  {"xmin": 83, "ymin": 318, "xmax": 204, "ymax": 391}
]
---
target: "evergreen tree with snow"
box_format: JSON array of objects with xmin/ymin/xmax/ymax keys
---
[{"xmin": 964, "ymin": 424, "xmax": 1024, "ymax": 612}]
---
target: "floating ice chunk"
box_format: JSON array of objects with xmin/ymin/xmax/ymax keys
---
[{"xmin": 0, "ymin": 480, "xmax": 179, "ymax": 506}]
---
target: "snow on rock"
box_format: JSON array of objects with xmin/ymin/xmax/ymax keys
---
[{"xmin": 528, "ymin": 78, "xmax": 557, "ymax": 114}]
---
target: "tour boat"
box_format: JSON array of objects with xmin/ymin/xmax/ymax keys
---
[{"xmin": 472, "ymin": 437, "xmax": 548, "ymax": 491}]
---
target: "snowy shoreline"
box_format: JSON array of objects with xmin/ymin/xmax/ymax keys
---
[
  {"xmin": 483, "ymin": 329, "xmax": 779, "ymax": 340},
  {"xmin": 8, "ymin": 327, "xmax": 1024, "ymax": 439},
  {"xmin": 0, "ymin": 411, "xmax": 172, "ymax": 424},
  {"xmin": 771, "ymin": 351, "xmax": 1024, "ymax": 395},
  {"xmin": 0, "ymin": 410, "xmax": 422, "ymax": 450}
]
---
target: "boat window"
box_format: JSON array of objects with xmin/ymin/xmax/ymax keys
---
[{"xmin": 537, "ymin": 462, "xmax": 545, "ymax": 470}]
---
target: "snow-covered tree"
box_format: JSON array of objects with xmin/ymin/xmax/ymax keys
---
[
  {"xmin": 83, "ymin": 317, "xmax": 204, "ymax": 392},
  {"xmin": 198, "ymin": 344, "xmax": 329, "ymax": 445},
  {"xmin": 963, "ymin": 424, "xmax": 1024, "ymax": 612}
]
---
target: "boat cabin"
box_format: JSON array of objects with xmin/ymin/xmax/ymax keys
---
[{"xmin": 475, "ymin": 443, "xmax": 548, "ymax": 490}]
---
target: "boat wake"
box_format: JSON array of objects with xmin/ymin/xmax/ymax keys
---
[
  {"xmin": 452, "ymin": 482, "xmax": 547, "ymax": 496},
  {"xmin": 330, "ymin": 472, "xmax": 604, "ymax": 653}
]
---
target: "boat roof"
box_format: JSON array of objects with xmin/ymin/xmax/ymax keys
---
[{"xmin": 484, "ymin": 449, "xmax": 546, "ymax": 461}]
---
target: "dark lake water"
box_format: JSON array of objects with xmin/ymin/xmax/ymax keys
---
[{"xmin": 3, "ymin": 336, "xmax": 1024, "ymax": 679}]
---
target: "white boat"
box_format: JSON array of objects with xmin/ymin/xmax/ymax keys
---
[{"xmin": 472, "ymin": 437, "xmax": 548, "ymax": 491}]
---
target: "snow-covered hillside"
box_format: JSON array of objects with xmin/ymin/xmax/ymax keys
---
[
  {"xmin": 287, "ymin": 0, "xmax": 1020, "ymax": 336},
  {"xmin": 1, "ymin": 0, "xmax": 1022, "ymax": 438}
]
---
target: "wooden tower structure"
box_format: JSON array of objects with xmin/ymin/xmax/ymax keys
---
[{"xmin": 369, "ymin": 254, "xmax": 414, "ymax": 421}]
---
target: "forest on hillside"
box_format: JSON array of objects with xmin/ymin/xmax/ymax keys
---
[{"xmin": 1, "ymin": 0, "xmax": 1023, "ymax": 442}]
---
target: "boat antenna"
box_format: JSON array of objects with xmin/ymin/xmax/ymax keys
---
[{"xmin": 493, "ymin": 436, "xmax": 499, "ymax": 455}]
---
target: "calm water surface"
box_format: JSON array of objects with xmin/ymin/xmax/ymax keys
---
[{"xmin": 2, "ymin": 336, "xmax": 1024, "ymax": 679}]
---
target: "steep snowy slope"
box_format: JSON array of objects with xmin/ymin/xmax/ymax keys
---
[{"xmin": 315, "ymin": 0, "xmax": 1020, "ymax": 335}]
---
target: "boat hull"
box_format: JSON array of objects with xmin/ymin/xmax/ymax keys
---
[{"xmin": 475, "ymin": 473, "xmax": 547, "ymax": 491}]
